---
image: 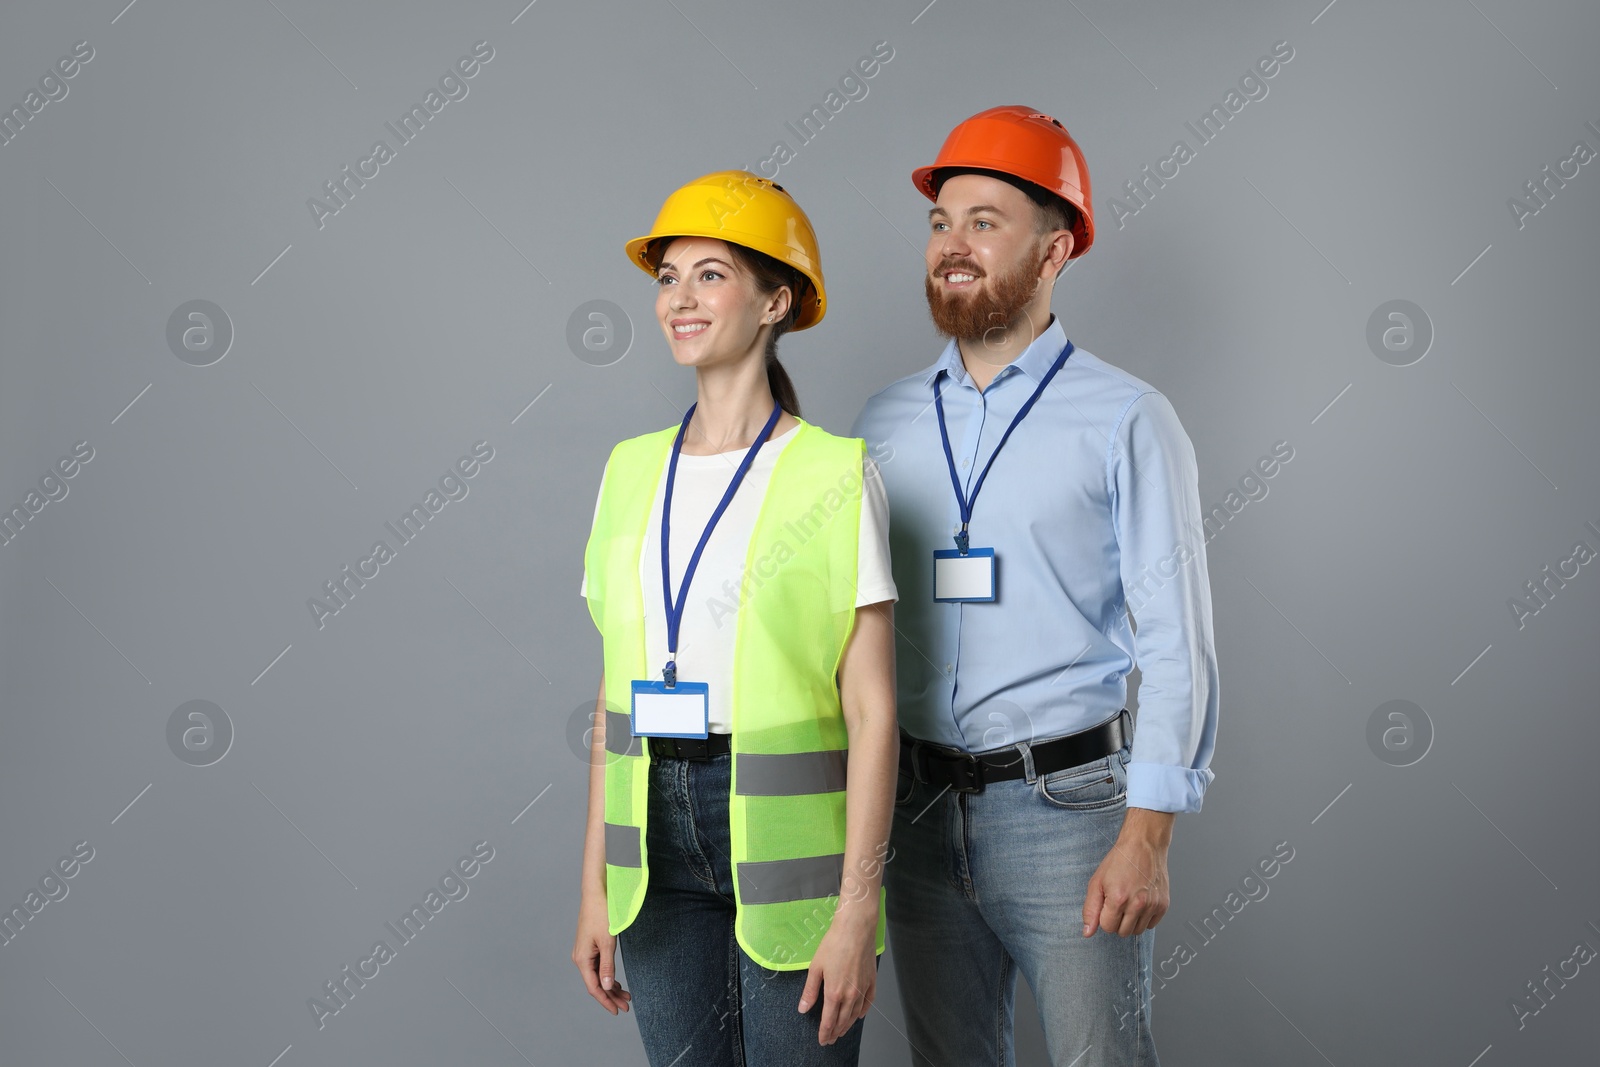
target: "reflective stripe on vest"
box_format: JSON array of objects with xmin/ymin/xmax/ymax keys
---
[
  {"xmin": 737, "ymin": 852, "xmax": 846, "ymax": 906},
  {"xmin": 583, "ymin": 419, "xmax": 886, "ymax": 972},
  {"xmin": 604, "ymin": 822, "xmax": 641, "ymax": 868},
  {"xmin": 735, "ymin": 750, "xmax": 848, "ymax": 796},
  {"xmin": 604, "ymin": 710, "xmax": 642, "ymax": 757}
]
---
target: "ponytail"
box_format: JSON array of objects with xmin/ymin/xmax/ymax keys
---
[
  {"xmin": 725, "ymin": 242, "xmax": 807, "ymax": 418},
  {"xmin": 765, "ymin": 350, "xmax": 800, "ymax": 418}
]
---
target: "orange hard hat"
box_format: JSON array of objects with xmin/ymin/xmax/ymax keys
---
[{"xmin": 912, "ymin": 105, "xmax": 1095, "ymax": 258}]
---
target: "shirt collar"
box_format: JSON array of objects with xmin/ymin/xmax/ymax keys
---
[{"xmin": 921, "ymin": 315, "xmax": 1069, "ymax": 390}]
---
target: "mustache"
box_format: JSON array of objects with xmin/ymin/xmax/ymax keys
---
[{"xmin": 933, "ymin": 260, "xmax": 985, "ymax": 279}]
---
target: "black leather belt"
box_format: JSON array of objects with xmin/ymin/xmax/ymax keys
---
[
  {"xmin": 900, "ymin": 709, "xmax": 1130, "ymax": 794},
  {"xmin": 648, "ymin": 732, "xmax": 732, "ymax": 761}
]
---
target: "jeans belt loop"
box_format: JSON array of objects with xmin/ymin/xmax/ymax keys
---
[{"xmin": 909, "ymin": 738, "xmax": 928, "ymax": 784}]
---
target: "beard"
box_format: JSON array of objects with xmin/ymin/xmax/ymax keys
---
[{"xmin": 924, "ymin": 254, "xmax": 1042, "ymax": 344}]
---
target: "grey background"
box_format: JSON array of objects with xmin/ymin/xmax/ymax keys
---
[{"xmin": 2, "ymin": 0, "xmax": 1595, "ymax": 1064}]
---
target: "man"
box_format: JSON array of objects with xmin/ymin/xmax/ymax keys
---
[{"xmin": 850, "ymin": 106, "xmax": 1219, "ymax": 1066}]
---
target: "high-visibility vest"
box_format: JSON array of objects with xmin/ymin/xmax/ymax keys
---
[{"xmin": 583, "ymin": 418, "xmax": 887, "ymax": 971}]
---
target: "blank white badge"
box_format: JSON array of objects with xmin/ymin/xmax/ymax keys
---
[
  {"xmin": 630, "ymin": 680, "xmax": 710, "ymax": 738},
  {"xmin": 933, "ymin": 548, "xmax": 997, "ymax": 602}
]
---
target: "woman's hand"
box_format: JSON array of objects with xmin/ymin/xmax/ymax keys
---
[
  {"xmin": 798, "ymin": 909, "xmax": 877, "ymax": 1045},
  {"xmin": 572, "ymin": 888, "xmax": 631, "ymax": 1015}
]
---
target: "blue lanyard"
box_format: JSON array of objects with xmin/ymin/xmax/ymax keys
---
[
  {"xmin": 934, "ymin": 341, "xmax": 1074, "ymax": 554},
  {"xmin": 659, "ymin": 400, "xmax": 783, "ymax": 686}
]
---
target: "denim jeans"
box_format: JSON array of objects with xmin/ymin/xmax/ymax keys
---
[
  {"xmin": 885, "ymin": 737, "xmax": 1159, "ymax": 1066},
  {"xmin": 617, "ymin": 751, "xmax": 870, "ymax": 1066}
]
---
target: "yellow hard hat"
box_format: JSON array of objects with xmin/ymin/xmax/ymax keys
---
[{"xmin": 624, "ymin": 170, "xmax": 827, "ymax": 330}]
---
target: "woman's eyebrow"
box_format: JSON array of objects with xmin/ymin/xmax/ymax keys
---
[{"xmin": 657, "ymin": 257, "xmax": 732, "ymax": 272}]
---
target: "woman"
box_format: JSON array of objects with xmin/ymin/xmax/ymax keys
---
[{"xmin": 572, "ymin": 170, "xmax": 900, "ymax": 1064}]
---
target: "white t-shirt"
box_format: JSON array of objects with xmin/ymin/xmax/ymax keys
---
[{"xmin": 581, "ymin": 423, "xmax": 897, "ymax": 733}]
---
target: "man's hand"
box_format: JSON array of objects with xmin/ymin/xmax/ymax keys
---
[{"xmin": 1082, "ymin": 807, "xmax": 1175, "ymax": 937}]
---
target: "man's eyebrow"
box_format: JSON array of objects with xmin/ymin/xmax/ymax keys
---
[{"xmin": 927, "ymin": 204, "xmax": 1010, "ymax": 220}]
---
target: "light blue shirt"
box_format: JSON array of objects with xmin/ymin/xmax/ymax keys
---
[{"xmin": 851, "ymin": 317, "xmax": 1219, "ymax": 813}]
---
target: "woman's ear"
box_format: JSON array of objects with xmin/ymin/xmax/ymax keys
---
[{"xmin": 764, "ymin": 285, "xmax": 793, "ymax": 324}]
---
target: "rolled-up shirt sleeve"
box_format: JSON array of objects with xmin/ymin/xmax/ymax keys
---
[{"xmin": 1109, "ymin": 392, "xmax": 1219, "ymax": 813}]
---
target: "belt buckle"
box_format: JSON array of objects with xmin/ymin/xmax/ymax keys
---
[
  {"xmin": 904, "ymin": 736, "xmax": 985, "ymax": 793},
  {"xmin": 921, "ymin": 745, "xmax": 983, "ymax": 793},
  {"xmin": 946, "ymin": 754, "xmax": 984, "ymax": 793}
]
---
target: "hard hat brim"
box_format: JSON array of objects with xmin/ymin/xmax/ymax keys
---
[
  {"xmin": 912, "ymin": 163, "xmax": 1095, "ymax": 259},
  {"xmin": 624, "ymin": 231, "xmax": 825, "ymax": 331}
]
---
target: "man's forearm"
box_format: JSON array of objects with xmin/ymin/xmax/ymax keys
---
[{"xmin": 1122, "ymin": 806, "xmax": 1176, "ymax": 847}]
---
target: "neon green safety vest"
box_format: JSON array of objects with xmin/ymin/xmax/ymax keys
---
[{"xmin": 583, "ymin": 418, "xmax": 887, "ymax": 971}]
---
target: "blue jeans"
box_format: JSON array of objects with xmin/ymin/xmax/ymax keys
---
[
  {"xmin": 886, "ymin": 737, "xmax": 1159, "ymax": 1066},
  {"xmin": 617, "ymin": 751, "xmax": 870, "ymax": 1066}
]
